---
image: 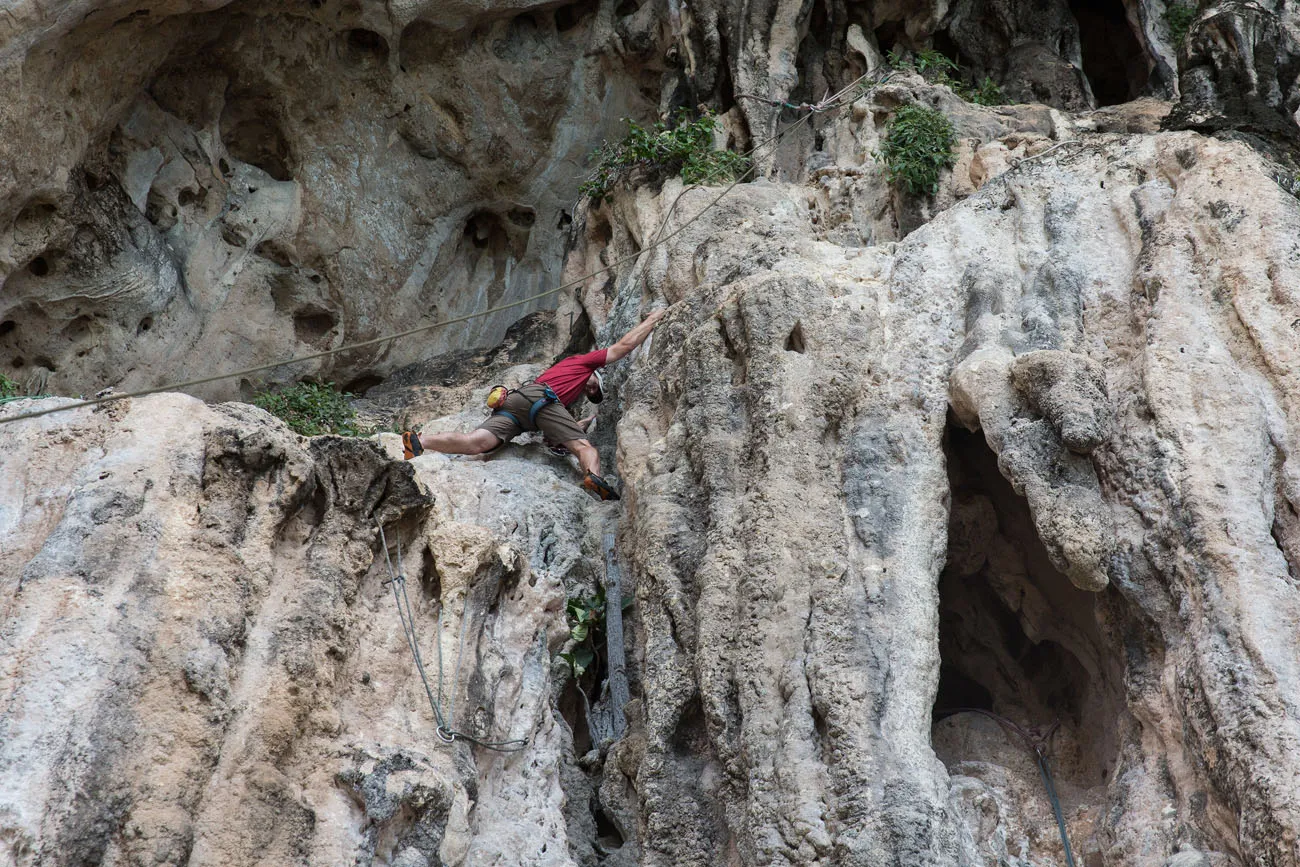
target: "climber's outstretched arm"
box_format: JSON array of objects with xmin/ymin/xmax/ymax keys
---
[{"xmin": 605, "ymin": 308, "xmax": 666, "ymax": 364}]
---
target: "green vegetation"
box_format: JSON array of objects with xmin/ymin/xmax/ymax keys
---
[
  {"xmin": 0, "ymin": 373, "xmax": 20, "ymax": 400},
  {"xmin": 876, "ymin": 104, "xmax": 957, "ymax": 196},
  {"xmin": 1166, "ymin": 2, "xmax": 1198, "ymax": 45},
  {"xmin": 252, "ymin": 381, "xmax": 368, "ymax": 437},
  {"xmin": 580, "ymin": 110, "xmax": 751, "ymax": 204},
  {"xmin": 887, "ymin": 47, "xmax": 1005, "ymax": 106},
  {"xmin": 560, "ymin": 586, "xmax": 631, "ymax": 678}
]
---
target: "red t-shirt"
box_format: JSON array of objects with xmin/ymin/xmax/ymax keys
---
[{"xmin": 536, "ymin": 349, "xmax": 608, "ymax": 407}]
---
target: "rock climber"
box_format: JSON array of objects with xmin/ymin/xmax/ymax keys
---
[{"xmin": 402, "ymin": 309, "xmax": 666, "ymax": 501}]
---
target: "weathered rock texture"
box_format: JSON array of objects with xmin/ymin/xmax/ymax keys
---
[
  {"xmin": 7, "ymin": 1, "xmax": 1300, "ymax": 867},
  {"xmin": 1, "ymin": 393, "xmax": 616, "ymax": 865},
  {"xmin": 566, "ymin": 120, "xmax": 1300, "ymax": 864},
  {"xmin": 0, "ymin": 0, "xmax": 647, "ymax": 400}
]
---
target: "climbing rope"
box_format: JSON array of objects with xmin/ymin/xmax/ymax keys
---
[
  {"xmin": 376, "ymin": 520, "xmax": 529, "ymax": 752},
  {"xmin": 735, "ymin": 68, "xmax": 900, "ymax": 114},
  {"xmin": 936, "ymin": 707, "xmax": 1077, "ymax": 867},
  {"xmin": 0, "ymin": 67, "xmax": 897, "ymax": 430}
]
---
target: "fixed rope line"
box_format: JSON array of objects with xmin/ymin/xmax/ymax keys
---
[
  {"xmin": 0, "ymin": 67, "xmax": 892, "ymax": 430},
  {"xmin": 937, "ymin": 707, "xmax": 1077, "ymax": 867},
  {"xmin": 377, "ymin": 520, "xmax": 529, "ymax": 752}
]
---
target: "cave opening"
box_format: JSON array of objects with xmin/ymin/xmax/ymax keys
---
[
  {"xmin": 1068, "ymin": 0, "xmax": 1148, "ymax": 106},
  {"xmin": 220, "ymin": 97, "xmax": 294, "ymax": 182},
  {"xmin": 933, "ymin": 424, "xmax": 1121, "ymax": 793}
]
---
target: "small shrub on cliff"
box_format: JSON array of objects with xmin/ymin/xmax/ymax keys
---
[
  {"xmin": 887, "ymin": 48, "xmax": 1004, "ymax": 106},
  {"xmin": 0, "ymin": 374, "xmax": 20, "ymax": 400},
  {"xmin": 560, "ymin": 588, "xmax": 632, "ymax": 678},
  {"xmin": 1166, "ymin": 2, "xmax": 1198, "ymax": 45},
  {"xmin": 580, "ymin": 110, "xmax": 750, "ymax": 204},
  {"xmin": 876, "ymin": 104, "xmax": 956, "ymax": 196},
  {"xmin": 252, "ymin": 382, "xmax": 367, "ymax": 437}
]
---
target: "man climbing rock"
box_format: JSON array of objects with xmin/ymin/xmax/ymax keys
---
[{"xmin": 402, "ymin": 309, "xmax": 666, "ymax": 501}]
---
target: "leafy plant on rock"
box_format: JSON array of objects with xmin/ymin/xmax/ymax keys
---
[
  {"xmin": 887, "ymin": 47, "xmax": 1005, "ymax": 106},
  {"xmin": 560, "ymin": 586, "xmax": 633, "ymax": 679},
  {"xmin": 876, "ymin": 103, "xmax": 957, "ymax": 196},
  {"xmin": 561, "ymin": 589, "xmax": 607, "ymax": 678},
  {"xmin": 0, "ymin": 373, "xmax": 20, "ymax": 400},
  {"xmin": 580, "ymin": 109, "xmax": 750, "ymax": 204},
  {"xmin": 1166, "ymin": 2, "xmax": 1198, "ymax": 45},
  {"xmin": 252, "ymin": 381, "xmax": 368, "ymax": 437}
]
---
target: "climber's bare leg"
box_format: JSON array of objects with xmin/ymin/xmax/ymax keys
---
[
  {"xmin": 420, "ymin": 428, "xmax": 501, "ymax": 455},
  {"xmin": 565, "ymin": 438, "xmax": 600, "ymax": 476}
]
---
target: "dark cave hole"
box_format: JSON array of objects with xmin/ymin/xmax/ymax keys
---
[
  {"xmin": 594, "ymin": 806, "xmax": 625, "ymax": 850},
  {"xmin": 293, "ymin": 309, "xmax": 338, "ymax": 346},
  {"xmin": 0, "ymin": 320, "xmax": 15, "ymax": 338},
  {"xmin": 10, "ymin": 358, "xmax": 23, "ymax": 369},
  {"xmin": 671, "ymin": 693, "xmax": 710, "ymax": 757},
  {"xmin": 873, "ymin": 21, "xmax": 904, "ymax": 57},
  {"xmin": 419, "ymin": 546, "xmax": 441, "ymax": 604},
  {"xmin": 344, "ymin": 28, "xmax": 389, "ymax": 64},
  {"xmin": 934, "ymin": 664, "xmax": 993, "ymax": 712},
  {"xmin": 784, "ymin": 322, "xmax": 806, "ymax": 354},
  {"xmin": 1068, "ymin": 0, "xmax": 1149, "ymax": 105},
  {"xmin": 341, "ymin": 373, "xmax": 383, "ymax": 395},
  {"xmin": 614, "ymin": 0, "xmax": 638, "ymax": 16},
  {"xmin": 220, "ymin": 99, "xmax": 294, "ymax": 182},
  {"xmin": 931, "ymin": 30, "xmax": 964, "ymax": 68},
  {"xmin": 554, "ymin": 0, "xmax": 591, "ymax": 33},
  {"xmin": 27, "ymin": 256, "xmax": 49, "ymax": 277},
  {"xmin": 933, "ymin": 423, "xmax": 1120, "ymax": 789},
  {"xmin": 136, "ymin": 316, "xmax": 153, "ymax": 335},
  {"xmin": 463, "ymin": 211, "xmax": 508, "ymax": 250}
]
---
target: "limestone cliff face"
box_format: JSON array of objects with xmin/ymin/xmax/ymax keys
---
[{"xmin": 6, "ymin": 2, "xmax": 1300, "ymax": 867}]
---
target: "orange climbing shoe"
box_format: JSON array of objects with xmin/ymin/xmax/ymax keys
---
[
  {"xmin": 402, "ymin": 431, "xmax": 423, "ymax": 460},
  {"xmin": 582, "ymin": 472, "xmax": 621, "ymax": 501}
]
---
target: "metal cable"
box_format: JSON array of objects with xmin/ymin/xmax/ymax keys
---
[
  {"xmin": 936, "ymin": 707, "xmax": 1077, "ymax": 866},
  {"xmin": 377, "ymin": 520, "xmax": 528, "ymax": 752}
]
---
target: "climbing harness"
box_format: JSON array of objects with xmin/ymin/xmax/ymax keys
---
[
  {"xmin": 487, "ymin": 383, "xmax": 561, "ymax": 431},
  {"xmin": 936, "ymin": 707, "xmax": 1077, "ymax": 867},
  {"xmin": 0, "ymin": 66, "xmax": 895, "ymax": 431},
  {"xmin": 376, "ymin": 519, "xmax": 529, "ymax": 752}
]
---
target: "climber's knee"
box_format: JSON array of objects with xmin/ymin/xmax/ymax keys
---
[{"xmin": 465, "ymin": 428, "xmax": 502, "ymax": 454}]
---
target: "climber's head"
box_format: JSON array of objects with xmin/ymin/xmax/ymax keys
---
[{"xmin": 584, "ymin": 370, "xmax": 605, "ymax": 404}]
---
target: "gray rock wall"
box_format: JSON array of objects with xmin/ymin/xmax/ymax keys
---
[{"xmin": 6, "ymin": 2, "xmax": 1300, "ymax": 867}]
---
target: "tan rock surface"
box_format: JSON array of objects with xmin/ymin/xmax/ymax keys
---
[{"xmin": 6, "ymin": 1, "xmax": 1300, "ymax": 866}]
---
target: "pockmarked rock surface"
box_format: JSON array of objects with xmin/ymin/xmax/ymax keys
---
[
  {"xmin": 0, "ymin": 394, "xmax": 616, "ymax": 866},
  {"xmin": 7, "ymin": 0, "xmax": 1300, "ymax": 866},
  {"xmin": 565, "ymin": 125, "xmax": 1300, "ymax": 865}
]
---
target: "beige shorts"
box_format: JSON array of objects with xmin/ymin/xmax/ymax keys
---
[{"xmin": 476, "ymin": 383, "xmax": 587, "ymax": 445}]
